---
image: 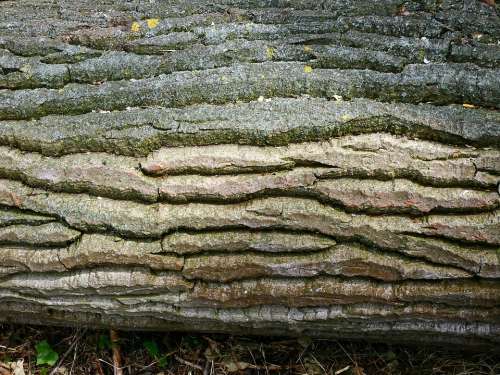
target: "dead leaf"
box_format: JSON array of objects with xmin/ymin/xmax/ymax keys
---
[
  {"xmin": 0, "ymin": 363, "xmax": 9, "ymax": 375},
  {"xmin": 481, "ymin": 0, "xmax": 496, "ymax": 6},
  {"xmin": 55, "ymin": 366, "xmax": 68, "ymax": 375},
  {"xmin": 223, "ymin": 361, "xmax": 254, "ymax": 373},
  {"xmin": 4, "ymin": 360, "xmax": 25, "ymax": 375}
]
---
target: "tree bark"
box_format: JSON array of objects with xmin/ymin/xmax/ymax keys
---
[{"xmin": 0, "ymin": 0, "xmax": 499, "ymax": 346}]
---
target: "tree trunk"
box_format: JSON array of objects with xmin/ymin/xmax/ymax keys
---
[{"xmin": 0, "ymin": 0, "xmax": 499, "ymax": 346}]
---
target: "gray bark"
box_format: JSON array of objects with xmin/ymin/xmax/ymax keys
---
[{"xmin": 0, "ymin": 0, "xmax": 499, "ymax": 346}]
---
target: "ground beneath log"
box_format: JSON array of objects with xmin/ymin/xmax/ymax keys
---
[{"xmin": 0, "ymin": 325, "xmax": 498, "ymax": 375}]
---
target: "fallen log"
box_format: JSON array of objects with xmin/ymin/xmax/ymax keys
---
[{"xmin": 0, "ymin": 0, "xmax": 499, "ymax": 346}]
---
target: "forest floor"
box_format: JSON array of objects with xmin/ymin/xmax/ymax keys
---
[{"xmin": 0, "ymin": 324, "xmax": 498, "ymax": 375}]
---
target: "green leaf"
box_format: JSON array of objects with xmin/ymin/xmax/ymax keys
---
[
  {"xmin": 143, "ymin": 340, "xmax": 169, "ymax": 368},
  {"xmin": 143, "ymin": 340, "xmax": 160, "ymax": 358},
  {"xmin": 158, "ymin": 356, "xmax": 168, "ymax": 368},
  {"xmin": 0, "ymin": 354, "xmax": 12, "ymax": 363},
  {"xmin": 35, "ymin": 340, "xmax": 59, "ymax": 366},
  {"xmin": 385, "ymin": 350, "xmax": 397, "ymax": 361},
  {"xmin": 98, "ymin": 334, "xmax": 112, "ymax": 350},
  {"xmin": 182, "ymin": 335, "xmax": 202, "ymax": 349}
]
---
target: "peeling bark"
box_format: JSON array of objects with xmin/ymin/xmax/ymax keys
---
[{"xmin": 0, "ymin": 0, "xmax": 499, "ymax": 346}]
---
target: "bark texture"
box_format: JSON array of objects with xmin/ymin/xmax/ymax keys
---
[{"xmin": 0, "ymin": 0, "xmax": 499, "ymax": 346}]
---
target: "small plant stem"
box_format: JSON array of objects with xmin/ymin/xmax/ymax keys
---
[{"xmin": 110, "ymin": 329, "xmax": 123, "ymax": 375}]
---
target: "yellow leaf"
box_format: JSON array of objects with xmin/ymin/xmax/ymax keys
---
[
  {"xmin": 146, "ymin": 18, "xmax": 160, "ymax": 29},
  {"xmin": 303, "ymin": 45, "xmax": 312, "ymax": 52},
  {"xmin": 131, "ymin": 21, "xmax": 141, "ymax": 33},
  {"xmin": 462, "ymin": 103, "xmax": 476, "ymax": 109},
  {"xmin": 304, "ymin": 65, "xmax": 313, "ymax": 73}
]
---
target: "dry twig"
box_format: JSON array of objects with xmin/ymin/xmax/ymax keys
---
[
  {"xmin": 174, "ymin": 355, "xmax": 204, "ymax": 371},
  {"xmin": 49, "ymin": 329, "xmax": 86, "ymax": 375}
]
